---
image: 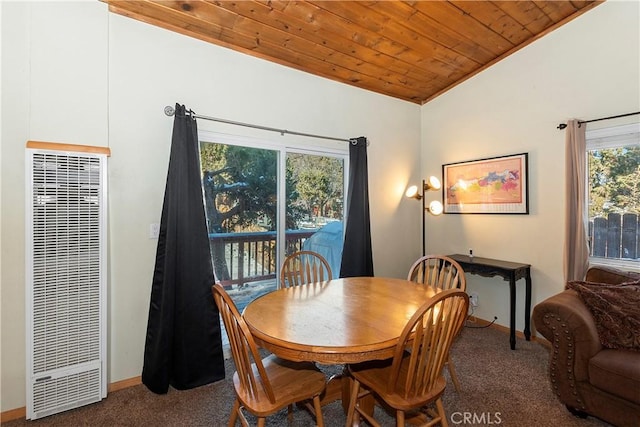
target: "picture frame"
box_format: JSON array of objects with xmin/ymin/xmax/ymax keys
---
[{"xmin": 442, "ymin": 152, "xmax": 529, "ymax": 214}]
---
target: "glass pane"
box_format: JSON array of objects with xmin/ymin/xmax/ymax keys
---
[
  {"xmin": 588, "ymin": 144, "xmax": 640, "ymax": 261},
  {"xmin": 200, "ymin": 142, "xmax": 279, "ymax": 312},
  {"xmin": 285, "ymin": 153, "xmax": 345, "ymax": 275}
]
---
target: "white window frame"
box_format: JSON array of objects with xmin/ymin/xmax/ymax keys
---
[{"xmin": 585, "ymin": 122, "xmax": 640, "ymax": 271}]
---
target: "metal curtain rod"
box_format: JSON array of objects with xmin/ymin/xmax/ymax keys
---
[
  {"xmin": 164, "ymin": 105, "xmax": 355, "ymax": 144},
  {"xmin": 556, "ymin": 111, "xmax": 640, "ymax": 130}
]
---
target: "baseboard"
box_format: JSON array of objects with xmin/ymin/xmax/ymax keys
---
[
  {"xmin": 0, "ymin": 407, "xmax": 26, "ymax": 423},
  {"xmin": 109, "ymin": 376, "xmax": 142, "ymax": 393},
  {"xmin": 1, "ymin": 376, "xmax": 143, "ymax": 423},
  {"xmin": 467, "ymin": 315, "xmax": 549, "ymax": 347}
]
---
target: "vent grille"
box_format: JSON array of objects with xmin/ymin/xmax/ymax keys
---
[
  {"xmin": 32, "ymin": 365, "xmax": 102, "ymax": 419},
  {"xmin": 27, "ymin": 147, "xmax": 107, "ymax": 419}
]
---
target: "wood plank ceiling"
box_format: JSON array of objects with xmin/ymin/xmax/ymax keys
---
[{"xmin": 106, "ymin": 1, "xmax": 602, "ymax": 104}]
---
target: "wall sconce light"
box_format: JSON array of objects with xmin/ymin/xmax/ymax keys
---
[{"xmin": 406, "ymin": 176, "xmax": 444, "ymax": 256}]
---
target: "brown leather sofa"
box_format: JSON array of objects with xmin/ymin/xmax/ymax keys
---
[{"xmin": 532, "ymin": 266, "xmax": 640, "ymax": 427}]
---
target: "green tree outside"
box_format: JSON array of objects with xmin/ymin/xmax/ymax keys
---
[
  {"xmin": 287, "ymin": 153, "xmax": 344, "ymax": 222},
  {"xmin": 588, "ymin": 145, "xmax": 640, "ymax": 218}
]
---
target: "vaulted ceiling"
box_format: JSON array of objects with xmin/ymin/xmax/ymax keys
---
[{"xmin": 106, "ymin": 1, "xmax": 602, "ymax": 104}]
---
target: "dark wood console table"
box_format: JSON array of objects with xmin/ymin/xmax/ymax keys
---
[{"xmin": 448, "ymin": 254, "xmax": 532, "ymax": 350}]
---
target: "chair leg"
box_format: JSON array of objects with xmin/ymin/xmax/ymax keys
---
[
  {"xmin": 436, "ymin": 398, "xmax": 448, "ymax": 427},
  {"xmin": 228, "ymin": 398, "xmax": 240, "ymax": 427},
  {"xmin": 287, "ymin": 404, "xmax": 293, "ymax": 424},
  {"xmin": 257, "ymin": 417, "xmax": 266, "ymax": 427},
  {"xmin": 446, "ymin": 356, "xmax": 462, "ymax": 392},
  {"xmin": 396, "ymin": 409, "xmax": 405, "ymax": 427},
  {"xmin": 312, "ymin": 395, "xmax": 324, "ymax": 427},
  {"xmin": 345, "ymin": 378, "xmax": 361, "ymax": 427}
]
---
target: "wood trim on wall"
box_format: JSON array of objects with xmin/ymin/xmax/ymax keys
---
[
  {"xmin": 108, "ymin": 376, "xmax": 142, "ymax": 393},
  {"xmin": 467, "ymin": 315, "xmax": 549, "ymax": 347},
  {"xmin": 0, "ymin": 407, "xmax": 27, "ymax": 423},
  {"xmin": 26, "ymin": 140, "xmax": 111, "ymax": 156}
]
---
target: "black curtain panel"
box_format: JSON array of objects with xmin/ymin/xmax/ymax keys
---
[
  {"xmin": 340, "ymin": 136, "xmax": 374, "ymax": 278},
  {"xmin": 142, "ymin": 104, "xmax": 225, "ymax": 394}
]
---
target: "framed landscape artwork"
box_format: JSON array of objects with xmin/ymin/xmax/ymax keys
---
[{"xmin": 442, "ymin": 153, "xmax": 529, "ymax": 214}]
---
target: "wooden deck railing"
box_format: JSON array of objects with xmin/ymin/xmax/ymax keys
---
[
  {"xmin": 209, "ymin": 229, "xmax": 316, "ymax": 288},
  {"xmin": 209, "ymin": 214, "xmax": 639, "ymax": 290}
]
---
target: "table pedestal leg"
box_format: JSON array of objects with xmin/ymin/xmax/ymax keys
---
[
  {"xmin": 342, "ymin": 374, "xmax": 375, "ymax": 413},
  {"xmin": 333, "ymin": 372, "xmax": 375, "ymax": 426},
  {"xmin": 320, "ymin": 371, "xmax": 375, "ymax": 423},
  {"xmin": 320, "ymin": 375, "xmax": 344, "ymax": 406}
]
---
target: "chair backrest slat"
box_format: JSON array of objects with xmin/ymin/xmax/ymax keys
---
[
  {"xmin": 387, "ymin": 289, "xmax": 469, "ymax": 399},
  {"xmin": 407, "ymin": 255, "xmax": 467, "ymax": 292},
  {"xmin": 281, "ymin": 250, "xmax": 332, "ymax": 288},
  {"xmin": 212, "ymin": 284, "xmax": 276, "ymax": 403}
]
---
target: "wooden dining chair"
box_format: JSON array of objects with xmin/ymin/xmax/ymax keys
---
[
  {"xmin": 212, "ymin": 284, "xmax": 326, "ymax": 427},
  {"xmin": 345, "ymin": 289, "xmax": 469, "ymax": 427},
  {"xmin": 407, "ymin": 255, "xmax": 467, "ymax": 392},
  {"xmin": 280, "ymin": 250, "xmax": 332, "ymax": 288},
  {"xmin": 407, "ymin": 255, "xmax": 467, "ymax": 291}
]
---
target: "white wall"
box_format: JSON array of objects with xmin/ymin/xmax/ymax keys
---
[
  {"xmin": 1, "ymin": 1, "xmax": 420, "ymax": 412},
  {"xmin": 1, "ymin": 0, "xmax": 109, "ymax": 413},
  {"xmin": 421, "ymin": 0, "xmax": 640, "ymax": 332}
]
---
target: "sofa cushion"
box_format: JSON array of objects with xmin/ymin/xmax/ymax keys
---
[
  {"xmin": 589, "ymin": 349, "xmax": 640, "ymax": 405},
  {"xmin": 566, "ymin": 280, "xmax": 640, "ymax": 351}
]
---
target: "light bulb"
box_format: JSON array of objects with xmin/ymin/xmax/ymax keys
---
[
  {"xmin": 428, "ymin": 200, "xmax": 443, "ymax": 216},
  {"xmin": 405, "ymin": 185, "xmax": 421, "ymax": 199},
  {"xmin": 427, "ymin": 176, "xmax": 441, "ymax": 190}
]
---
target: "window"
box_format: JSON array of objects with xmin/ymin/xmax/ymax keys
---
[
  {"xmin": 198, "ymin": 131, "xmax": 347, "ymax": 310},
  {"xmin": 586, "ymin": 123, "xmax": 640, "ymax": 267}
]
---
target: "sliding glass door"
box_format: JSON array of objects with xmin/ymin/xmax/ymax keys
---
[
  {"xmin": 199, "ymin": 133, "xmax": 347, "ymax": 317},
  {"xmin": 285, "ymin": 152, "xmax": 345, "ymax": 274}
]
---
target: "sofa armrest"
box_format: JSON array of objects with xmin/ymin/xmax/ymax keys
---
[
  {"xmin": 533, "ymin": 290, "xmax": 603, "ymax": 411},
  {"xmin": 586, "ymin": 265, "xmax": 640, "ymax": 284}
]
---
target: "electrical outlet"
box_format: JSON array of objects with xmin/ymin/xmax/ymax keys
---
[
  {"xmin": 469, "ymin": 292, "xmax": 479, "ymax": 307},
  {"xmin": 149, "ymin": 223, "xmax": 160, "ymax": 239}
]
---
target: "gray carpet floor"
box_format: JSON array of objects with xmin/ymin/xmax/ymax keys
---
[{"xmin": 4, "ymin": 326, "xmax": 613, "ymax": 426}]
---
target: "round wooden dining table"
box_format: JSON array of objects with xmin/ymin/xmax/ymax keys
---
[{"xmin": 243, "ymin": 276, "xmax": 437, "ymax": 365}]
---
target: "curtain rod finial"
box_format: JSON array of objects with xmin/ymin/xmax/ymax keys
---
[
  {"xmin": 164, "ymin": 106, "xmax": 175, "ymax": 117},
  {"xmin": 557, "ymin": 123, "xmax": 567, "ymax": 130}
]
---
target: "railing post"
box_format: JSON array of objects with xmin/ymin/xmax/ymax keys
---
[{"xmin": 238, "ymin": 240, "xmax": 245, "ymax": 287}]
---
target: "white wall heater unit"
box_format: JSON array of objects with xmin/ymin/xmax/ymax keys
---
[{"xmin": 25, "ymin": 141, "xmax": 110, "ymax": 419}]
